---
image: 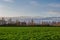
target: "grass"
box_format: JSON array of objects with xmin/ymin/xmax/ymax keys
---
[{"xmin": 0, "ymin": 27, "xmax": 60, "ymax": 40}]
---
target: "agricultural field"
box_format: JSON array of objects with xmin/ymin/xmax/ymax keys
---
[{"xmin": 0, "ymin": 27, "xmax": 60, "ymax": 40}]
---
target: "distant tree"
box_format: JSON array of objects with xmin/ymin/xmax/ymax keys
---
[
  {"xmin": 2, "ymin": 17, "xmax": 5, "ymax": 21},
  {"xmin": 31, "ymin": 19, "xmax": 35, "ymax": 26},
  {"xmin": 31, "ymin": 19, "xmax": 34, "ymax": 23},
  {"xmin": 8, "ymin": 18, "xmax": 12, "ymax": 24},
  {"xmin": 16, "ymin": 19, "xmax": 19, "ymax": 23},
  {"xmin": 1, "ymin": 17, "xmax": 6, "ymax": 25},
  {"xmin": 16, "ymin": 19, "xmax": 20, "ymax": 26}
]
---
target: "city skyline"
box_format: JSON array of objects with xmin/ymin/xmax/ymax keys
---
[{"xmin": 0, "ymin": 0, "xmax": 60, "ymax": 17}]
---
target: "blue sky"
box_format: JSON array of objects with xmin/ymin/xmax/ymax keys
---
[{"xmin": 0, "ymin": 0, "xmax": 60, "ymax": 17}]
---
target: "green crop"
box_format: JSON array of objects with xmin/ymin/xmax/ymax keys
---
[{"xmin": 0, "ymin": 27, "xmax": 60, "ymax": 40}]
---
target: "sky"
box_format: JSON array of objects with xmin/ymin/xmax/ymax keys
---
[{"xmin": 0, "ymin": 0, "xmax": 60, "ymax": 17}]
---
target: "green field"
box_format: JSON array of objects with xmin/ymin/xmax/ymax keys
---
[{"xmin": 0, "ymin": 27, "xmax": 60, "ymax": 40}]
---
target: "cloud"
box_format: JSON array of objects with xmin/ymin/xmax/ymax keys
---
[
  {"xmin": 41, "ymin": 11, "xmax": 60, "ymax": 17},
  {"xmin": 0, "ymin": 4, "xmax": 16, "ymax": 17},
  {"xmin": 0, "ymin": 4, "xmax": 30, "ymax": 17},
  {"xmin": 48, "ymin": 3, "xmax": 60, "ymax": 7},
  {"xmin": 0, "ymin": 5, "xmax": 4, "ymax": 8},
  {"xmin": 48, "ymin": 10, "xmax": 60, "ymax": 14},
  {"xmin": 1, "ymin": 0, "xmax": 15, "ymax": 3},
  {"xmin": 29, "ymin": 1, "xmax": 40, "ymax": 7},
  {"xmin": 0, "ymin": 5, "xmax": 6, "ymax": 17}
]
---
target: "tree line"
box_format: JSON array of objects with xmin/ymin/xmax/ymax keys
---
[{"xmin": 0, "ymin": 17, "xmax": 60, "ymax": 27}]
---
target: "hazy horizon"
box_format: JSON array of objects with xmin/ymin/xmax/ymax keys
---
[{"xmin": 0, "ymin": 0, "xmax": 60, "ymax": 17}]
